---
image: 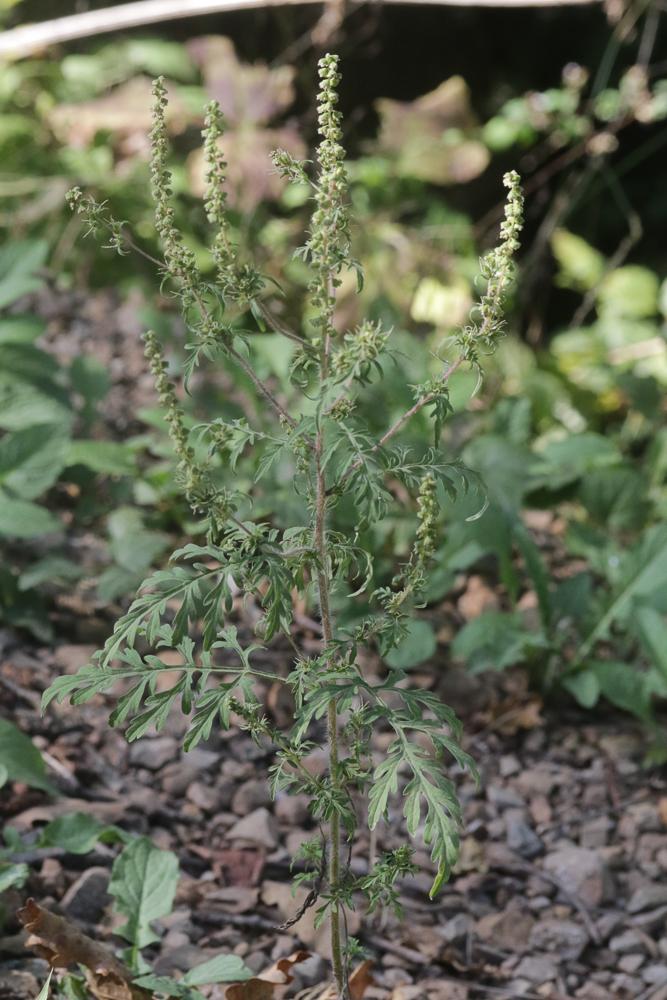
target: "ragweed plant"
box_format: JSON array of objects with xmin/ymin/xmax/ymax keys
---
[{"xmin": 45, "ymin": 55, "xmax": 523, "ymax": 999}]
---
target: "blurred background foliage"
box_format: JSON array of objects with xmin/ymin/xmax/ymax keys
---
[{"xmin": 0, "ymin": 0, "xmax": 666, "ymax": 747}]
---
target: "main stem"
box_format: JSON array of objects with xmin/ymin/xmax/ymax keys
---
[{"xmin": 314, "ymin": 328, "xmax": 347, "ymax": 999}]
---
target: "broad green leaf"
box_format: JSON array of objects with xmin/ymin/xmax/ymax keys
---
[
  {"xmin": 577, "ymin": 525, "xmax": 667, "ymax": 661},
  {"xmin": 0, "ymin": 424, "xmax": 69, "ymax": 499},
  {"xmin": 0, "ymin": 376, "xmax": 71, "ymax": 432},
  {"xmin": 562, "ymin": 669, "xmax": 600, "ymax": 708},
  {"xmin": 0, "ymin": 718, "xmax": 55, "ymax": 793},
  {"xmin": 19, "ymin": 557, "xmax": 84, "ymax": 591},
  {"xmin": 67, "ymin": 440, "xmax": 135, "ymax": 476},
  {"xmin": 0, "ymin": 763, "xmax": 7, "ymax": 787},
  {"xmin": 0, "ymin": 490, "xmax": 61, "ymax": 537},
  {"xmin": 183, "ymin": 954, "xmax": 253, "ymax": 986},
  {"xmin": 634, "ymin": 605, "xmax": 667, "ymax": 681},
  {"xmin": 551, "ymin": 228, "xmax": 605, "ymax": 292},
  {"xmin": 109, "ymin": 837, "xmax": 179, "ymax": 951},
  {"xmin": 598, "ymin": 265, "xmax": 659, "ymax": 318},
  {"xmin": 0, "ymin": 240, "xmax": 48, "ymax": 309},
  {"xmin": 385, "ymin": 619, "xmax": 437, "ymax": 669},
  {"xmin": 530, "ymin": 433, "xmax": 619, "ymax": 491},
  {"xmin": 107, "ymin": 507, "xmax": 169, "ymax": 575},
  {"xmin": 38, "ymin": 813, "xmax": 123, "ymax": 854},
  {"xmin": 0, "ymin": 861, "xmax": 29, "ymax": 892},
  {"xmin": 589, "ymin": 660, "xmax": 651, "ymax": 720},
  {"xmin": 452, "ymin": 612, "xmax": 544, "ymax": 673},
  {"xmin": 0, "ymin": 317, "xmax": 45, "ymax": 344}
]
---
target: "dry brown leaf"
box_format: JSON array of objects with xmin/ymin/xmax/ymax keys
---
[
  {"xmin": 18, "ymin": 899, "xmax": 147, "ymax": 1000},
  {"xmin": 375, "ymin": 77, "xmax": 489, "ymax": 185},
  {"xmin": 48, "ymin": 77, "xmax": 190, "ymax": 149},
  {"xmin": 315, "ymin": 961, "xmax": 375, "ymax": 1000},
  {"xmin": 225, "ymin": 951, "xmax": 310, "ymax": 1000}
]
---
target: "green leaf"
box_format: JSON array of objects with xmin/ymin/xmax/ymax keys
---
[
  {"xmin": 19, "ymin": 557, "xmax": 84, "ymax": 591},
  {"xmin": 67, "ymin": 440, "xmax": 135, "ymax": 476},
  {"xmin": 530, "ymin": 433, "xmax": 619, "ymax": 491},
  {"xmin": 562, "ymin": 669, "xmax": 600, "ymax": 709},
  {"xmin": 38, "ymin": 813, "xmax": 123, "ymax": 854},
  {"xmin": 0, "ymin": 490, "xmax": 61, "ymax": 537},
  {"xmin": 589, "ymin": 661, "xmax": 652, "ymax": 720},
  {"xmin": 452, "ymin": 612, "xmax": 544, "ymax": 673},
  {"xmin": 577, "ymin": 525, "xmax": 667, "ymax": 662},
  {"xmin": 109, "ymin": 837, "xmax": 179, "ymax": 951},
  {"xmin": 634, "ymin": 605, "xmax": 667, "ymax": 682},
  {"xmin": 107, "ymin": 508, "xmax": 169, "ymax": 575},
  {"xmin": 0, "ymin": 240, "xmax": 48, "ymax": 309},
  {"xmin": 551, "ymin": 228, "xmax": 605, "ymax": 292},
  {"xmin": 34, "ymin": 970, "xmax": 53, "ymax": 1000},
  {"xmin": 0, "ymin": 861, "xmax": 29, "ymax": 893},
  {"xmin": 183, "ymin": 954, "xmax": 253, "ymax": 986},
  {"xmin": 0, "ymin": 317, "xmax": 45, "ymax": 345},
  {"xmin": 0, "ymin": 423, "xmax": 69, "ymax": 499},
  {"xmin": 385, "ymin": 619, "xmax": 436, "ymax": 669},
  {"xmin": 0, "ymin": 763, "xmax": 7, "ymax": 788},
  {"xmin": 598, "ymin": 265, "xmax": 659, "ymax": 318},
  {"xmin": 0, "ymin": 718, "xmax": 56, "ymax": 793}
]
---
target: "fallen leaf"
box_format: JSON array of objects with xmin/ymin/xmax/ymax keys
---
[{"xmin": 224, "ymin": 951, "xmax": 309, "ymax": 999}]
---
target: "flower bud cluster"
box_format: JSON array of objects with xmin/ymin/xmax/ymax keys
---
[
  {"xmin": 307, "ymin": 54, "xmax": 351, "ymax": 340},
  {"xmin": 456, "ymin": 170, "xmax": 523, "ymax": 364},
  {"xmin": 331, "ymin": 320, "xmax": 388, "ymax": 384},
  {"xmin": 202, "ymin": 100, "xmax": 237, "ymax": 290},
  {"xmin": 150, "ymin": 78, "xmax": 200, "ymax": 303},
  {"xmin": 66, "ymin": 187, "xmax": 128, "ymax": 255},
  {"xmin": 271, "ymin": 148, "xmax": 309, "ymax": 184}
]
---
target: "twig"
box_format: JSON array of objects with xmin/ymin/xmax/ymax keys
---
[{"xmin": 0, "ymin": 0, "xmax": 603, "ymax": 58}]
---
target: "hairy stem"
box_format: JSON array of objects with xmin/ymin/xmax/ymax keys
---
[{"xmin": 314, "ymin": 323, "xmax": 347, "ymax": 998}]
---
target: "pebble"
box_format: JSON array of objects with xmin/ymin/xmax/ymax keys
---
[
  {"xmin": 543, "ymin": 846, "xmax": 612, "ymax": 907},
  {"xmin": 529, "ymin": 919, "xmax": 589, "ymax": 961},
  {"xmin": 129, "ymin": 736, "xmax": 177, "ymax": 771},
  {"xmin": 231, "ymin": 779, "xmax": 272, "ymax": 815},
  {"xmin": 610, "ymin": 930, "xmax": 647, "ymax": 954},
  {"xmin": 628, "ymin": 884, "xmax": 667, "ymax": 914},
  {"xmin": 643, "ymin": 964, "xmax": 667, "ymax": 985},
  {"xmin": 505, "ymin": 809, "xmax": 544, "ymax": 859},
  {"xmin": 227, "ymin": 807, "xmax": 278, "ymax": 848},
  {"xmin": 514, "ymin": 955, "xmax": 558, "ymax": 982},
  {"xmin": 618, "ymin": 953, "xmax": 645, "ymax": 974},
  {"xmin": 487, "ymin": 784, "xmax": 525, "ymax": 809},
  {"xmin": 274, "ymin": 793, "xmax": 309, "ymax": 825}
]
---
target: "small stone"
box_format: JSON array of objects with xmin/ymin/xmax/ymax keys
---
[
  {"xmin": 628, "ymin": 884, "xmax": 667, "ymax": 914},
  {"xmin": 129, "ymin": 736, "xmax": 176, "ymax": 771},
  {"xmin": 618, "ymin": 954, "xmax": 645, "ymax": 974},
  {"xmin": 487, "ymin": 784, "xmax": 525, "ymax": 809},
  {"xmin": 610, "ymin": 930, "xmax": 646, "ymax": 954},
  {"xmin": 505, "ymin": 809, "xmax": 543, "ymax": 859},
  {"xmin": 514, "ymin": 955, "xmax": 558, "ymax": 982},
  {"xmin": 232, "ymin": 779, "xmax": 271, "ymax": 815},
  {"xmin": 543, "ymin": 846, "xmax": 612, "ymax": 907},
  {"xmin": 441, "ymin": 913, "xmax": 473, "ymax": 943},
  {"xmin": 61, "ymin": 867, "xmax": 111, "ymax": 924},
  {"xmin": 227, "ymin": 807, "xmax": 278, "ymax": 848},
  {"xmin": 161, "ymin": 761, "xmax": 198, "ymax": 796},
  {"xmin": 476, "ymin": 907, "xmax": 535, "ymax": 952},
  {"xmin": 580, "ymin": 816, "xmax": 613, "ymax": 849},
  {"xmin": 274, "ymin": 793, "xmax": 309, "ymax": 825},
  {"xmin": 186, "ymin": 781, "xmax": 219, "ymax": 812},
  {"xmin": 643, "ymin": 965, "xmax": 667, "ymax": 985},
  {"xmin": 499, "ymin": 754, "xmax": 520, "ymax": 777},
  {"xmin": 529, "ymin": 919, "xmax": 589, "ymax": 961}
]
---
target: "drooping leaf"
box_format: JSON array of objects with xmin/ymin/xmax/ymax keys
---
[
  {"xmin": 183, "ymin": 954, "xmax": 253, "ymax": 986},
  {"xmin": 0, "ymin": 491, "xmax": 61, "ymax": 538}
]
